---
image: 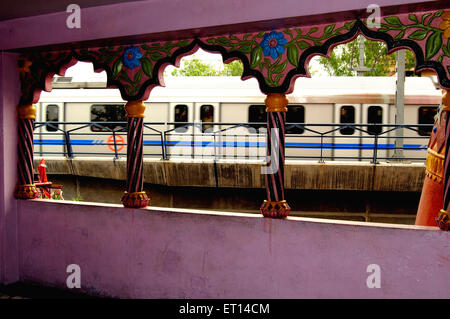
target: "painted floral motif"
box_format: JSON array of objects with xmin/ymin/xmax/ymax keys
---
[
  {"xmin": 77, "ymin": 39, "xmax": 190, "ymax": 97},
  {"xmin": 17, "ymin": 58, "xmax": 32, "ymax": 75},
  {"xmin": 17, "ymin": 51, "xmax": 72, "ymax": 106},
  {"xmin": 123, "ymin": 46, "xmax": 143, "ymax": 69},
  {"xmin": 439, "ymin": 11, "xmax": 450, "ymax": 39},
  {"xmin": 205, "ymin": 21, "xmax": 355, "ymax": 87},
  {"xmin": 379, "ymin": 10, "xmax": 449, "ymax": 63},
  {"xmin": 260, "ymin": 31, "xmax": 288, "ymax": 60}
]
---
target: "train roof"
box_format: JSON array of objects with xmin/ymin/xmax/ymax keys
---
[{"xmin": 42, "ymin": 75, "xmax": 442, "ymax": 105}]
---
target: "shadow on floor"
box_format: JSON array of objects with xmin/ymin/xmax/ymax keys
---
[{"xmin": 0, "ymin": 282, "xmax": 102, "ymax": 299}]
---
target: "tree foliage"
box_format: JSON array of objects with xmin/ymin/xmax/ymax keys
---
[
  {"xmin": 317, "ymin": 36, "xmax": 416, "ymax": 76},
  {"xmin": 171, "ymin": 58, "xmax": 243, "ymax": 76}
]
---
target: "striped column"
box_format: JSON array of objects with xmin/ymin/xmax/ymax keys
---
[
  {"xmin": 260, "ymin": 93, "xmax": 291, "ymax": 218},
  {"xmin": 14, "ymin": 104, "xmax": 38, "ymax": 199},
  {"xmin": 436, "ymin": 90, "xmax": 450, "ymax": 231},
  {"xmin": 121, "ymin": 100, "xmax": 150, "ymax": 208}
]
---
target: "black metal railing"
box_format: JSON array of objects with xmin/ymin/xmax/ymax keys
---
[{"xmin": 33, "ymin": 121, "xmax": 433, "ymax": 163}]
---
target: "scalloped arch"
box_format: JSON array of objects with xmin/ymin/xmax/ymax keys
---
[{"xmin": 17, "ymin": 8, "xmax": 450, "ymax": 105}]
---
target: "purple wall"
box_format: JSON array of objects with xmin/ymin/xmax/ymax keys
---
[
  {"xmin": 17, "ymin": 200, "xmax": 449, "ymax": 298},
  {"xmin": 1, "ymin": 0, "xmax": 449, "ymax": 298},
  {"xmin": 0, "ymin": 52, "xmax": 19, "ymax": 284},
  {"xmin": 0, "ymin": 0, "xmax": 439, "ymax": 50}
]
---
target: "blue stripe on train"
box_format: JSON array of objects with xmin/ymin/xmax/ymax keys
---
[{"xmin": 34, "ymin": 139, "xmax": 426, "ymax": 150}]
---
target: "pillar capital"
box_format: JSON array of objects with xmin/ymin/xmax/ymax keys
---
[
  {"xmin": 14, "ymin": 184, "xmax": 38, "ymax": 199},
  {"xmin": 125, "ymin": 100, "xmax": 146, "ymax": 118},
  {"xmin": 18, "ymin": 104, "xmax": 36, "ymax": 120},
  {"xmin": 436, "ymin": 209, "xmax": 450, "ymax": 231},
  {"xmin": 264, "ymin": 93, "xmax": 288, "ymax": 113},
  {"xmin": 443, "ymin": 89, "xmax": 450, "ymax": 111}
]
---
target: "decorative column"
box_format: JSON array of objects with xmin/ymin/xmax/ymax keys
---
[
  {"xmin": 260, "ymin": 93, "xmax": 291, "ymax": 218},
  {"xmin": 436, "ymin": 90, "xmax": 450, "ymax": 231},
  {"xmin": 14, "ymin": 104, "xmax": 38, "ymax": 199},
  {"xmin": 121, "ymin": 100, "xmax": 150, "ymax": 208}
]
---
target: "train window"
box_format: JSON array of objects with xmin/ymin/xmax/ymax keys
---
[
  {"xmin": 418, "ymin": 106, "xmax": 438, "ymax": 136},
  {"xmin": 200, "ymin": 104, "xmax": 214, "ymax": 133},
  {"xmin": 340, "ymin": 105, "xmax": 355, "ymax": 135},
  {"xmin": 286, "ymin": 105, "xmax": 305, "ymax": 134},
  {"xmin": 174, "ymin": 104, "xmax": 189, "ymax": 131},
  {"xmin": 46, "ymin": 104, "xmax": 59, "ymax": 132},
  {"xmin": 90, "ymin": 104, "xmax": 126, "ymax": 132},
  {"xmin": 248, "ymin": 105, "xmax": 266, "ymax": 131},
  {"xmin": 367, "ymin": 105, "xmax": 383, "ymax": 135}
]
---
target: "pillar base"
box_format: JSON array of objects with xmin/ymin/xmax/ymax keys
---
[
  {"xmin": 14, "ymin": 184, "xmax": 38, "ymax": 199},
  {"xmin": 121, "ymin": 191, "xmax": 150, "ymax": 208},
  {"xmin": 260, "ymin": 200, "xmax": 291, "ymax": 219},
  {"xmin": 436, "ymin": 209, "xmax": 450, "ymax": 231}
]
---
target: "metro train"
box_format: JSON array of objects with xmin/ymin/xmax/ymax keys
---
[{"xmin": 34, "ymin": 75, "xmax": 442, "ymax": 162}]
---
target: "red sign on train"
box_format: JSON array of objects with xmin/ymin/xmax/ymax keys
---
[{"xmin": 107, "ymin": 135, "xmax": 125, "ymax": 152}]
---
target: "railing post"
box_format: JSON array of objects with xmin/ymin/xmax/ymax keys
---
[
  {"xmin": 112, "ymin": 131, "xmax": 119, "ymax": 160},
  {"xmin": 14, "ymin": 104, "xmax": 38, "ymax": 199},
  {"xmin": 319, "ymin": 133, "xmax": 324, "ymax": 163},
  {"xmin": 121, "ymin": 100, "xmax": 150, "ymax": 208},
  {"xmin": 260, "ymin": 93, "xmax": 291, "ymax": 219},
  {"xmin": 163, "ymin": 131, "xmax": 169, "ymax": 160},
  {"xmin": 371, "ymin": 134, "xmax": 379, "ymax": 164},
  {"xmin": 64, "ymin": 131, "xmax": 74, "ymax": 159}
]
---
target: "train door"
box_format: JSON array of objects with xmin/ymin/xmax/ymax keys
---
[
  {"xmin": 167, "ymin": 102, "xmax": 194, "ymax": 158},
  {"xmin": 361, "ymin": 104, "xmax": 389, "ymax": 162},
  {"xmin": 286, "ymin": 103, "xmax": 334, "ymax": 162},
  {"xmin": 285, "ymin": 105, "xmax": 307, "ymax": 160},
  {"xmin": 333, "ymin": 104, "xmax": 361, "ymax": 161},
  {"xmin": 142, "ymin": 102, "xmax": 167, "ymax": 159},
  {"xmin": 38, "ymin": 103, "xmax": 65, "ymax": 158},
  {"xmin": 193, "ymin": 103, "xmax": 219, "ymax": 160},
  {"xmin": 403, "ymin": 104, "xmax": 438, "ymax": 161}
]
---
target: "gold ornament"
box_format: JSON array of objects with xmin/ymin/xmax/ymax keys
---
[
  {"xmin": 265, "ymin": 93, "xmax": 288, "ymax": 113},
  {"xmin": 125, "ymin": 100, "xmax": 146, "ymax": 118}
]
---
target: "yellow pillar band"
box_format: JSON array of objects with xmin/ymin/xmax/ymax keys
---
[
  {"xmin": 125, "ymin": 100, "xmax": 146, "ymax": 118},
  {"xmin": 265, "ymin": 93, "xmax": 288, "ymax": 113},
  {"xmin": 18, "ymin": 104, "xmax": 36, "ymax": 120}
]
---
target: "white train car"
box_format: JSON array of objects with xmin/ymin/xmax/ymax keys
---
[{"xmin": 35, "ymin": 75, "xmax": 442, "ymax": 162}]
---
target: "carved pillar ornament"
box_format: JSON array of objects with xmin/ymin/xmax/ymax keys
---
[
  {"xmin": 14, "ymin": 104, "xmax": 38, "ymax": 199},
  {"xmin": 260, "ymin": 93, "xmax": 291, "ymax": 218},
  {"xmin": 436, "ymin": 89, "xmax": 450, "ymax": 230},
  {"xmin": 416, "ymin": 89, "xmax": 450, "ymax": 230},
  {"xmin": 121, "ymin": 100, "xmax": 150, "ymax": 208}
]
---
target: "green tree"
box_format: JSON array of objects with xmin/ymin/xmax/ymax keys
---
[
  {"xmin": 171, "ymin": 58, "xmax": 243, "ymax": 76},
  {"xmin": 317, "ymin": 36, "xmax": 416, "ymax": 76}
]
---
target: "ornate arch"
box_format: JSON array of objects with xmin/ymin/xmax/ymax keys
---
[{"xmin": 17, "ymin": 8, "xmax": 450, "ymax": 105}]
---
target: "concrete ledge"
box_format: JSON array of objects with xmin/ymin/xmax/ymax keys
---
[{"xmin": 34, "ymin": 157, "xmax": 426, "ymax": 192}]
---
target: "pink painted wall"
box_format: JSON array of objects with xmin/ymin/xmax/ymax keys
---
[
  {"xmin": 0, "ymin": 52, "xmax": 19, "ymax": 284},
  {"xmin": 1, "ymin": 0, "xmax": 449, "ymax": 297},
  {"xmin": 17, "ymin": 200, "xmax": 449, "ymax": 298},
  {"xmin": 0, "ymin": 0, "xmax": 439, "ymax": 50}
]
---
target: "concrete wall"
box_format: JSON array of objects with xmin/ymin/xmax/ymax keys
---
[
  {"xmin": 47, "ymin": 175, "xmax": 422, "ymax": 224},
  {"xmin": 16, "ymin": 200, "xmax": 449, "ymax": 298},
  {"xmin": 35, "ymin": 157, "xmax": 426, "ymax": 192}
]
